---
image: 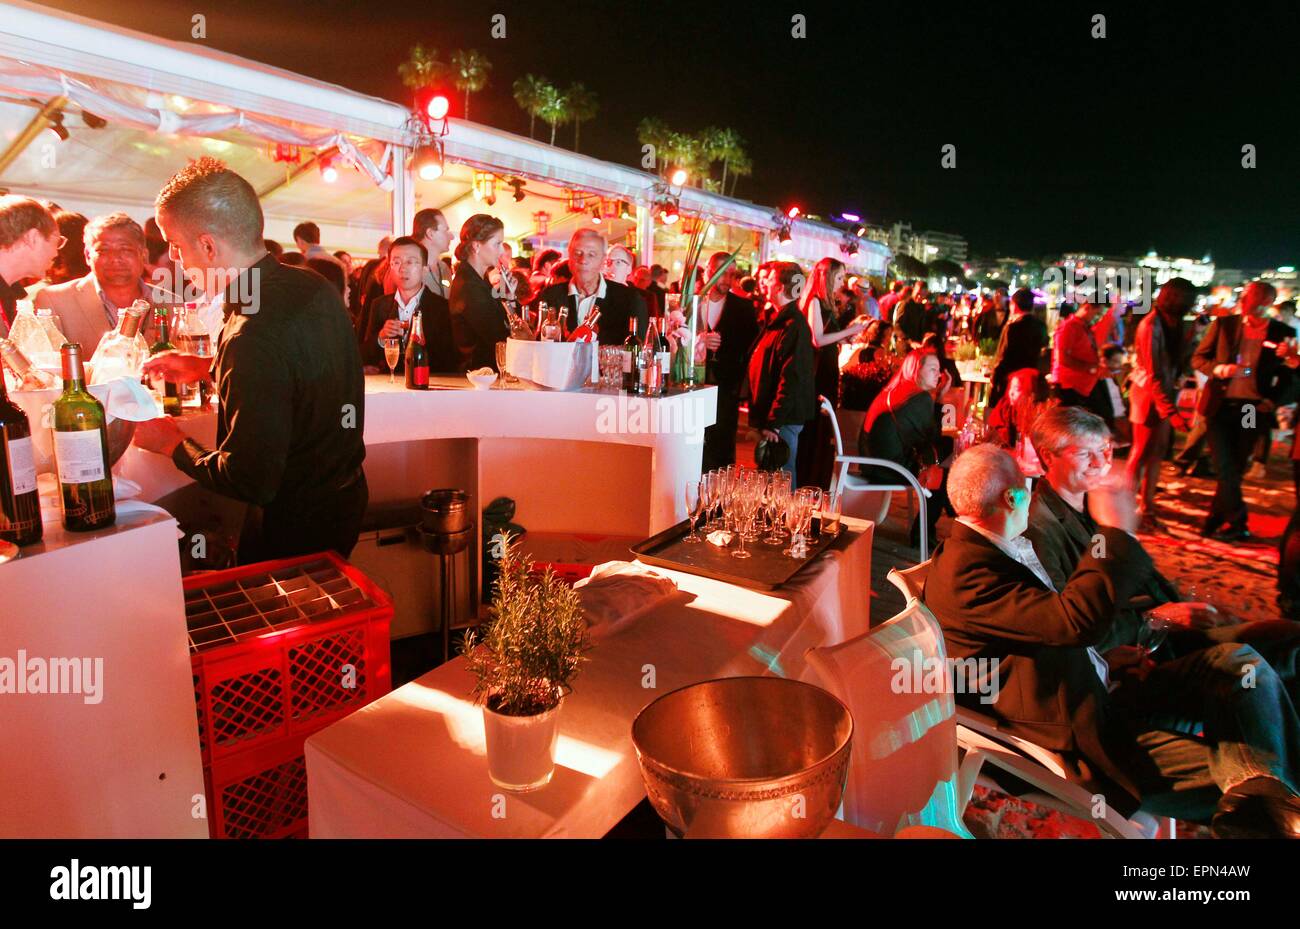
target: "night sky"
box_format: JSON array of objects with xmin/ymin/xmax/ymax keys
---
[{"xmin": 31, "ymin": 0, "xmax": 1300, "ymax": 267}]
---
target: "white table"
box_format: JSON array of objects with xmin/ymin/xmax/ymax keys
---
[
  {"xmin": 305, "ymin": 517, "xmax": 873, "ymax": 838},
  {"xmin": 121, "ymin": 376, "xmax": 717, "ymax": 539},
  {"xmin": 0, "ymin": 502, "xmax": 207, "ymax": 838}
]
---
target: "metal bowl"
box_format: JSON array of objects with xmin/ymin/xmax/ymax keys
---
[{"xmin": 631, "ymin": 677, "xmax": 853, "ymax": 838}]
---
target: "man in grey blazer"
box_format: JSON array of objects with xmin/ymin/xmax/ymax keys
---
[{"xmin": 34, "ymin": 212, "xmax": 164, "ymax": 353}]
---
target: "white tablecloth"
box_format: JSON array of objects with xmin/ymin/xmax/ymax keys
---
[{"xmin": 305, "ymin": 517, "xmax": 874, "ymax": 838}]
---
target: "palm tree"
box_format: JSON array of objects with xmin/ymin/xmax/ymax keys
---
[
  {"xmin": 665, "ymin": 130, "xmax": 705, "ymax": 184},
  {"xmin": 513, "ymin": 74, "xmax": 549, "ymax": 139},
  {"xmin": 566, "ymin": 83, "xmax": 599, "ymax": 153},
  {"xmin": 450, "ymin": 49, "xmax": 492, "ymax": 121},
  {"xmin": 636, "ymin": 117, "xmax": 671, "ymax": 172},
  {"xmin": 537, "ymin": 83, "xmax": 571, "ymax": 146},
  {"xmin": 697, "ymin": 126, "xmax": 726, "ymax": 186},
  {"xmin": 713, "ymin": 128, "xmax": 745, "ymax": 193},
  {"xmin": 727, "ymin": 149, "xmax": 752, "ymax": 197},
  {"xmin": 398, "ymin": 44, "xmax": 447, "ymax": 92}
]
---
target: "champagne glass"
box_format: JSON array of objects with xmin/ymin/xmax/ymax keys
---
[
  {"xmin": 683, "ymin": 480, "xmax": 704, "ymax": 543},
  {"xmin": 382, "ymin": 336, "xmax": 402, "ymax": 385},
  {"xmin": 765, "ymin": 481, "xmax": 790, "ymax": 544},
  {"xmin": 731, "ymin": 486, "xmax": 760, "ymax": 559},
  {"xmin": 783, "ymin": 494, "xmax": 808, "ymax": 557}
]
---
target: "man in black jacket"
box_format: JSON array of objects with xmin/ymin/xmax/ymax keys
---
[
  {"xmin": 747, "ymin": 262, "xmax": 814, "ymax": 482},
  {"xmin": 133, "ymin": 158, "xmax": 367, "ymax": 562},
  {"xmin": 360, "ymin": 237, "xmax": 456, "ymax": 374},
  {"xmin": 929, "ymin": 442, "xmax": 1300, "ymax": 836},
  {"xmin": 988, "ymin": 287, "xmax": 1048, "ymax": 407},
  {"xmin": 533, "ymin": 229, "xmax": 647, "ymax": 344},
  {"xmin": 700, "ymin": 251, "xmax": 759, "ymax": 471},
  {"xmin": 1192, "ymin": 281, "xmax": 1299, "ymax": 540}
]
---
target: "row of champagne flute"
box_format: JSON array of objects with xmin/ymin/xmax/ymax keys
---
[{"xmin": 683, "ymin": 466, "xmax": 843, "ymax": 559}]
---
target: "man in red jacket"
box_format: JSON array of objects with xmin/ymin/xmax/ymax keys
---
[{"xmin": 1051, "ymin": 301, "xmax": 1110, "ymax": 407}]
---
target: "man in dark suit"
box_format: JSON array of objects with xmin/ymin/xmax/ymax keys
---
[
  {"xmin": 929, "ymin": 442, "xmax": 1300, "ymax": 836},
  {"xmin": 699, "ymin": 251, "xmax": 760, "ymax": 471},
  {"xmin": 892, "ymin": 280, "xmax": 929, "ymax": 349},
  {"xmin": 1192, "ymin": 281, "xmax": 1299, "ymax": 540},
  {"xmin": 646, "ymin": 265, "xmax": 669, "ymax": 320},
  {"xmin": 533, "ymin": 229, "xmax": 647, "ymax": 344},
  {"xmin": 361, "ymin": 236, "xmax": 456, "ymax": 374},
  {"xmin": 988, "ymin": 287, "xmax": 1048, "ymax": 407}
]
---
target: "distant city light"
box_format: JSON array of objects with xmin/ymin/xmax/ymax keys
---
[{"xmin": 841, "ymin": 212, "xmax": 861, "ymax": 222}]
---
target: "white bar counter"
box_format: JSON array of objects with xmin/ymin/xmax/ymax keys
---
[
  {"xmin": 0, "ymin": 502, "xmax": 207, "ymax": 838},
  {"xmin": 119, "ymin": 375, "xmax": 717, "ymax": 539}
]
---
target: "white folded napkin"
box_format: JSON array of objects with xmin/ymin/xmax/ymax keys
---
[
  {"xmin": 88, "ymin": 376, "xmax": 164, "ymax": 422},
  {"xmin": 574, "ymin": 560, "xmax": 679, "ymax": 640}
]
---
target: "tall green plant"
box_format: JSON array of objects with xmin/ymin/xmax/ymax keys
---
[{"xmin": 463, "ymin": 533, "xmax": 590, "ymax": 716}]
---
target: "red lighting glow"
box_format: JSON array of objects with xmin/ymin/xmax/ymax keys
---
[{"xmin": 426, "ymin": 95, "xmax": 450, "ymax": 121}]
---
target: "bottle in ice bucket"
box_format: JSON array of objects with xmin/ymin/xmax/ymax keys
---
[
  {"xmin": 569, "ymin": 307, "xmax": 601, "ymax": 343},
  {"xmin": 53, "ymin": 343, "xmax": 115, "ymax": 532},
  {"xmin": 404, "ymin": 309, "xmax": 429, "ymax": 389},
  {"xmin": 540, "ymin": 305, "xmax": 562, "ymax": 342},
  {"xmin": 87, "ymin": 301, "xmax": 147, "ymax": 385},
  {"xmin": 147, "ymin": 306, "xmax": 182, "ymax": 416},
  {"xmin": 0, "ymin": 345, "xmax": 42, "ymax": 545},
  {"xmin": 1, "ymin": 337, "xmax": 55, "ymax": 391},
  {"xmin": 621, "ymin": 316, "xmax": 639, "ymax": 392}
]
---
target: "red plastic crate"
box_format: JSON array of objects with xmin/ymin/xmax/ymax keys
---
[
  {"xmin": 184, "ymin": 552, "xmax": 392, "ymax": 765},
  {"xmin": 205, "ymin": 733, "xmax": 312, "ymax": 839}
]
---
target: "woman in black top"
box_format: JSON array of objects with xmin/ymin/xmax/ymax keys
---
[
  {"xmin": 449, "ymin": 213, "xmax": 510, "ymax": 372},
  {"xmin": 859, "ymin": 349, "xmax": 951, "ymax": 546},
  {"xmin": 796, "ymin": 257, "xmax": 867, "ymax": 487}
]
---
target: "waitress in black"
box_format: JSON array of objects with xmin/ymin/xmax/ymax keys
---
[{"xmin": 449, "ymin": 213, "xmax": 510, "ymax": 372}]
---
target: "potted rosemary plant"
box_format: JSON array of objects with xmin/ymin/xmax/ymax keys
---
[{"xmin": 463, "ymin": 533, "xmax": 590, "ymax": 791}]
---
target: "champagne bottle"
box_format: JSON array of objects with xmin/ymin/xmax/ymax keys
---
[
  {"xmin": 404, "ymin": 309, "xmax": 429, "ymax": 389},
  {"xmin": 621, "ymin": 316, "xmax": 639, "ymax": 392},
  {"xmin": 148, "ymin": 307, "xmax": 181, "ymax": 416},
  {"xmin": 0, "ymin": 352, "xmax": 42, "ymax": 545},
  {"xmin": 53, "ymin": 343, "xmax": 115, "ymax": 532},
  {"xmin": 569, "ymin": 307, "xmax": 601, "ymax": 343}
]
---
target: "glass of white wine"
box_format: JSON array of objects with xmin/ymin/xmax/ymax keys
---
[{"xmin": 382, "ymin": 336, "xmax": 402, "ymax": 385}]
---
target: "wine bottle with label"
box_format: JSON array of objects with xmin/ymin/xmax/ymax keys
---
[
  {"xmin": 621, "ymin": 316, "xmax": 639, "ymax": 392},
  {"xmin": 148, "ymin": 306, "xmax": 182, "ymax": 416},
  {"xmin": 53, "ymin": 342, "xmax": 115, "ymax": 532},
  {"xmin": 404, "ymin": 309, "xmax": 429, "ymax": 389},
  {"xmin": 0, "ymin": 353, "xmax": 42, "ymax": 545}
]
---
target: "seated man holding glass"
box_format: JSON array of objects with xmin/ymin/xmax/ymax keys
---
[{"xmin": 926, "ymin": 442, "xmax": 1300, "ymax": 838}]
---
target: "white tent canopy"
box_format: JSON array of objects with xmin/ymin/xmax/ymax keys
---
[{"xmin": 0, "ymin": 0, "xmax": 889, "ymax": 271}]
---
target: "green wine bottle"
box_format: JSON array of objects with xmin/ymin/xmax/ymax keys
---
[
  {"xmin": 149, "ymin": 306, "xmax": 181, "ymax": 416},
  {"xmin": 0, "ymin": 342, "xmax": 42, "ymax": 545},
  {"xmin": 52, "ymin": 342, "xmax": 115, "ymax": 532}
]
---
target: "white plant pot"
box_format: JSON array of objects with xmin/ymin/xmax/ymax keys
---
[{"xmin": 483, "ymin": 697, "xmax": 563, "ymax": 792}]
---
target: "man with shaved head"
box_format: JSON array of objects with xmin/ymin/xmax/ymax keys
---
[{"xmin": 132, "ymin": 157, "xmax": 368, "ymax": 562}]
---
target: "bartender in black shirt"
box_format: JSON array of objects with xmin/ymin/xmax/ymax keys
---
[{"xmin": 133, "ymin": 158, "xmax": 368, "ymax": 561}]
